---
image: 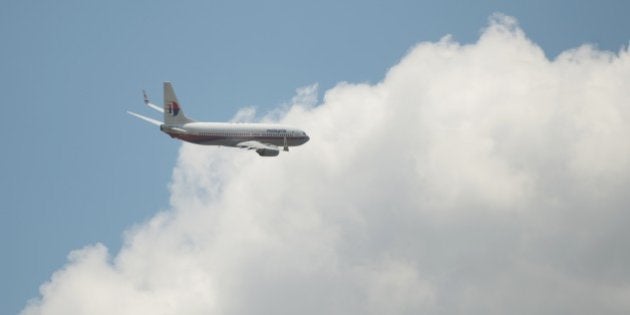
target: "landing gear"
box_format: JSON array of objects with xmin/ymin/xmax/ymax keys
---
[{"xmin": 283, "ymin": 136, "xmax": 289, "ymax": 151}]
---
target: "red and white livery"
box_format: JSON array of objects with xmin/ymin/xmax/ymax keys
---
[{"xmin": 129, "ymin": 82, "xmax": 309, "ymax": 156}]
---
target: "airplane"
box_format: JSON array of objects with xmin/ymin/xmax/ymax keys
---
[{"xmin": 128, "ymin": 82, "xmax": 310, "ymax": 156}]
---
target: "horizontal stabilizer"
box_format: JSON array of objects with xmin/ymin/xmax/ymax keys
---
[{"xmin": 127, "ymin": 111, "xmax": 162, "ymax": 126}]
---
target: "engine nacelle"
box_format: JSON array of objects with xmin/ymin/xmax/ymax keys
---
[{"xmin": 256, "ymin": 148, "xmax": 280, "ymax": 157}]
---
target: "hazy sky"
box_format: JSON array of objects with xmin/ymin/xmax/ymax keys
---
[{"xmin": 2, "ymin": 1, "xmax": 629, "ymax": 314}]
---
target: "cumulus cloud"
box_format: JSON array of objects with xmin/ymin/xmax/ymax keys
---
[{"xmin": 23, "ymin": 14, "xmax": 630, "ymax": 315}]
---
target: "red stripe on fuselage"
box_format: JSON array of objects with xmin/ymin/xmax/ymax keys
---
[{"xmin": 167, "ymin": 132, "xmax": 308, "ymax": 146}]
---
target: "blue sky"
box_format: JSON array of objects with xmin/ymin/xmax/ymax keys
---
[{"xmin": 1, "ymin": 1, "xmax": 628, "ymax": 313}]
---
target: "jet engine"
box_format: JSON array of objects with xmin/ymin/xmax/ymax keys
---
[{"xmin": 256, "ymin": 148, "xmax": 280, "ymax": 157}]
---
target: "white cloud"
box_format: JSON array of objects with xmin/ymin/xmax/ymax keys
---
[{"xmin": 22, "ymin": 14, "xmax": 630, "ymax": 315}]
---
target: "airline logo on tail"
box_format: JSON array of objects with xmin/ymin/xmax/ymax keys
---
[{"xmin": 167, "ymin": 101, "xmax": 180, "ymax": 116}]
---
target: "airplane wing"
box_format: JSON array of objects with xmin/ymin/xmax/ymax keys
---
[
  {"xmin": 127, "ymin": 111, "xmax": 162, "ymax": 126},
  {"xmin": 146, "ymin": 102, "xmax": 164, "ymax": 113},
  {"xmin": 144, "ymin": 90, "xmax": 164, "ymax": 113},
  {"xmin": 237, "ymin": 140, "xmax": 278, "ymax": 151},
  {"xmin": 237, "ymin": 141, "xmax": 280, "ymax": 156}
]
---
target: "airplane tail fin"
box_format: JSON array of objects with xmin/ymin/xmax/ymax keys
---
[{"xmin": 163, "ymin": 82, "xmax": 193, "ymax": 125}]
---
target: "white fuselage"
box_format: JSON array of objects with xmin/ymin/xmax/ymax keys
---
[
  {"xmin": 160, "ymin": 122, "xmax": 310, "ymax": 148},
  {"xmin": 129, "ymin": 82, "xmax": 309, "ymax": 156}
]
